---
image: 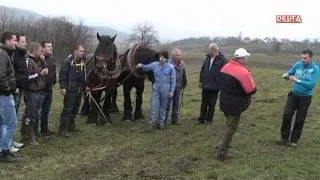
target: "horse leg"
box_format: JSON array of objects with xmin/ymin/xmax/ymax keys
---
[
  {"xmin": 87, "ymin": 91, "xmax": 102, "ymax": 124},
  {"xmin": 101, "ymin": 91, "xmax": 112, "ymax": 125},
  {"xmin": 80, "ymin": 92, "xmax": 90, "ymax": 116},
  {"xmin": 122, "ymin": 82, "xmax": 133, "ymax": 121},
  {"xmin": 109, "ymin": 89, "xmax": 119, "ymax": 113},
  {"xmin": 134, "ymin": 79, "xmax": 145, "ymax": 120}
]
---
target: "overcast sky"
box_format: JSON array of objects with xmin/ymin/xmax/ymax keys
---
[{"xmin": 1, "ymin": 0, "xmax": 319, "ymax": 41}]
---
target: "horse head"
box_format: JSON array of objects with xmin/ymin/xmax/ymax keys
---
[{"xmin": 93, "ymin": 33, "xmax": 121, "ymax": 79}]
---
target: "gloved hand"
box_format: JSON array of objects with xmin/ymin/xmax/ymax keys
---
[
  {"xmin": 169, "ymin": 92, "xmax": 173, "ymax": 98},
  {"xmin": 61, "ymin": 88, "xmax": 66, "ymax": 96},
  {"xmin": 136, "ymin": 63, "xmax": 143, "ymax": 69}
]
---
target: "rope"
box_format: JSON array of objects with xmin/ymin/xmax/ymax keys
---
[{"xmin": 87, "ymin": 90, "xmax": 111, "ymax": 124}]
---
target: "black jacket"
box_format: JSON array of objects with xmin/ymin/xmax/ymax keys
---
[
  {"xmin": 199, "ymin": 53, "xmax": 227, "ymax": 91},
  {"xmin": 0, "ymin": 44, "xmax": 15, "ymax": 96},
  {"xmin": 59, "ymin": 54, "xmax": 86, "ymax": 92},
  {"xmin": 25, "ymin": 55, "xmax": 47, "ymax": 91},
  {"xmin": 45, "ymin": 55, "xmax": 56, "ymax": 90},
  {"xmin": 13, "ymin": 47, "xmax": 28, "ymax": 89},
  {"xmin": 219, "ymin": 73, "xmax": 257, "ymax": 116}
]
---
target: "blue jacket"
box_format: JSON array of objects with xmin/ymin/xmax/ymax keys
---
[
  {"xmin": 287, "ymin": 61, "xmax": 319, "ymax": 96},
  {"xmin": 141, "ymin": 61, "xmax": 176, "ymax": 93}
]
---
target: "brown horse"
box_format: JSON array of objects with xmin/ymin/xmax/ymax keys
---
[
  {"xmin": 85, "ymin": 33, "xmax": 121, "ymax": 125},
  {"xmin": 110, "ymin": 44, "xmax": 158, "ymax": 121}
]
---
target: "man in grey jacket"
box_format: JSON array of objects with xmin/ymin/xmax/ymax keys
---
[{"xmin": 166, "ymin": 48, "xmax": 187, "ymax": 125}]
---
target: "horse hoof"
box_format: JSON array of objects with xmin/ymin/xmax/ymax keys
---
[
  {"xmin": 87, "ymin": 121, "xmax": 97, "ymax": 124},
  {"xmin": 109, "ymin": 107, "xmax": 120, "ymax": 113},
  {"xmin": 124, "ymin": 120, "xmax": 132, "ymax": 123},
  {"xmin": 121, "ymin": 115, "xmax": 132, "ymax": 121}
]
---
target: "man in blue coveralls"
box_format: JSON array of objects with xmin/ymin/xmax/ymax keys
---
[{"xmin": 136, "ymin": 51, "xmax": 176, "ymax": 129}]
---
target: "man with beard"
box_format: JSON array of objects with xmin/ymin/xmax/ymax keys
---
[{"xmin": 38, "ymin": 41, "xmax": 56, "ymax": 137}]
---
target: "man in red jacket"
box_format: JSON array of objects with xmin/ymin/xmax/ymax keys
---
[{"xmin": 216, "ymin": 48, "xmax": 257, "ymax": 161}]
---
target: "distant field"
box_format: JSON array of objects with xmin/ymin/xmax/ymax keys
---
[
  {"xmin": 1, "ymin": 53, "xmax": 320, "ymax": 179},
  {"xmin": 183, "ymin": 51, "xmax": 300, "ymax": 70}
]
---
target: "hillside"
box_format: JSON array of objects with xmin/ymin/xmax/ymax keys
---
[{"xmin": 0, "ymin": 5, "xmax": 130, "ymax": 44}]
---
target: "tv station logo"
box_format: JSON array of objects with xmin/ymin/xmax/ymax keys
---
[{"xmin": 276, "ymin": 15, "xmax": 302, "ymax": 23}]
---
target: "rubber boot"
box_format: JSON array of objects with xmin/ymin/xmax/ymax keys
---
[
  {"xmin": 27, "ymin": 122, "xmax": 39, "ymax": 146},
  {"xmin": 59, "ymin": 119, "xmax": 72, "ymax": 138},
  {"xmin": 20, "ymin": 123, "xmax": 29, "ymax": 143}
]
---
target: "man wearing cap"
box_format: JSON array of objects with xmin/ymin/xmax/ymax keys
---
[
  {"xmin": 216, "ymin": 48, "xmax": 257, "ymax": 161},
  {"xmin": 197, "ymin": 43, "xmax": 227, "ymax": 124},
  {"xmin": 280, "ymin": 49, "xmax": 319, "ymax": 148}
]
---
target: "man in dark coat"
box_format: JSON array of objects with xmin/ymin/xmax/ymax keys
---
[
  {"xmin": 58, "ymin": 45, "xmax": 86, "ymax": 137},
  {"xmin": 197, "ymin": 43, "xmax": 227, "ymax": 124}
]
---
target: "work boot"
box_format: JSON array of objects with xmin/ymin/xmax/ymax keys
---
[{"xmin": 0, "ymin": 150, "xmax": 21, "ymax": 162}]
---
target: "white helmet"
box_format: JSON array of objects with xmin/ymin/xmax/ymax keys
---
[{"xmin": 234, "ymin": 48, "xmax": 251, "ymax": 58}]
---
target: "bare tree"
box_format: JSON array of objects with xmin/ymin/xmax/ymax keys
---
[{"xmin": 129, "ymin": 22, "xmax": 159, "ymax": 48}]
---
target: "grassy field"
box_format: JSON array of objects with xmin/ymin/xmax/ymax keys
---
[{"xmin": 1, "ymin": 53, "xmax": 320, "ymax": 179}]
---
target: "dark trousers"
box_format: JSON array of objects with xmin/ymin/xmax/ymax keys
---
[
  {"xmin": 59, "ymin": 90, "xmax": 82, "ymax": 133},
  {"xmin": 166, "ymin": 87, "xmax": 182, "ymax": 123},
  {"xmin": 198, "ymin": 89, "xmax": 219, "ymax": 123},
  {"xmin": 39, "ymin": 88, "xmax": 53, "ymax": 133},
  {"xmin": 281, "ymin": 91, "xmax": 312, "ymax": 143}
]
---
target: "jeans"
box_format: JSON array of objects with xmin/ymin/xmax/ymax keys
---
[
  {"xmin": 0, "ymin": 95, "xmax": 18, "ymax": 150},
  {"xmin": 13, "ymin": 89, "xmax": 23, "ymax": 117},
  {"xmin": 149, "ymin": 87, "xmax": 170, "ymax": 126},
  {"xmin": 38, "ymin": 89, "xmax": 53, "ymax": 133},
  {"xmin": 23, "ymin": 91, "xmax": 45, "ymax": 136}
]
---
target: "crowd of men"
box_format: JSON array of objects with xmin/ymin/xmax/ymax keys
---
[{"xmin": 0, "ymin": 30, "xmax": 319, "ymax": 163}]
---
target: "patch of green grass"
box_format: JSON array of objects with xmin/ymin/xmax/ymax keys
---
[{"xmin": 1, "ymin": 54, "xmax": 320, "ymax": 180}]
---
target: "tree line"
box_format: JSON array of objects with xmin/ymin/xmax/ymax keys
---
[
  {"xmin": 170, "ymin": 35, "xmax": 320, "ymax": 55},
  {"xmin": 1, "ymin": 6, "xmax": 94, "ymax": 63}
]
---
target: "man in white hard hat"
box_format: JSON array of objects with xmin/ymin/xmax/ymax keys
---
[{"xmin": 216, "ymin": 48, "xmax": 257, "ymax": 161}]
